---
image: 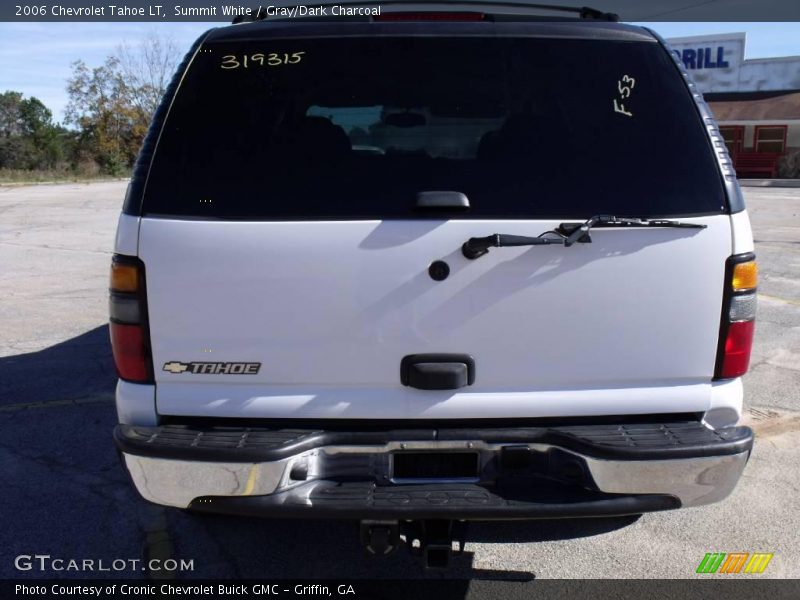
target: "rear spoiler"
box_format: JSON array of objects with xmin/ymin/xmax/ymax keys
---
[{"xmin": 231, "ymin": 1, "xmax": 619, "ymax": 24}]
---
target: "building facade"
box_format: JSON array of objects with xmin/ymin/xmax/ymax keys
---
[{"xmin": 666, "ymin": 32, "xmax": 800, "ymax": 178}]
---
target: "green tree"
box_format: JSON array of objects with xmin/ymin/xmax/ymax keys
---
[
  {"xmin": 66, "ymin": 57, "xmax": 142, "ymax": 174},
  {"xmin": 20, "ymin": 96, "xmax": 64, "ymax": 168},
  {"xmin": 0, "ymin": 91, "xmax": 25, "ymax": 137},
  {"xmin": 65, "ymin": 32, "xmax": 179, "ymax": 175},
  {"xmin": 0, "ymin": 91, "xmax": 64, "ymax": 169}
]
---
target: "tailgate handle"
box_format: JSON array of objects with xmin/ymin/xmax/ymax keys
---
[{"xmin": 400, "ymin": 354, "xmax": 476, "ymax": 390}]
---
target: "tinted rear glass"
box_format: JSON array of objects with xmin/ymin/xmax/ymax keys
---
[{"xmin": 142, "ymin": 36, "xmax": 726, "ymax": 219}]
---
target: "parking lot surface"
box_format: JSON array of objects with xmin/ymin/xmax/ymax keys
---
[{"xmin": 0, "ymin": 181, "xmax": 798, "ymax": 581}]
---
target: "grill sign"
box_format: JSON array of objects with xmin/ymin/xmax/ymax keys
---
[
  {"xmin": 673, "ymin": 46, "xmax": 731, "ymax": 70},
  {"xmin": 163, "ymin": 361, "xmax": 260, "ymax": 375}
]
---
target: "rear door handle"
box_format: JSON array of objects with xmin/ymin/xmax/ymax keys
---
[{"xmin": 400, "ymin": 354, "xmax": 476, "ymax": 390}]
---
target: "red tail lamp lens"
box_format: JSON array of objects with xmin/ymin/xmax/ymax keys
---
[
  {"xmin": 719, "ymin": 320, "xmax": 755, "ymax": 379},
  {"xmin": 110, "ymin": 322, "xmax": 149, "ymax": 382}
]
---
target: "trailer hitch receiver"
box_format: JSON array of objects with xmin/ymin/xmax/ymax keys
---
[{"xmin": 360, "ymin": 520, "xmax": 400, "ymax": 556}]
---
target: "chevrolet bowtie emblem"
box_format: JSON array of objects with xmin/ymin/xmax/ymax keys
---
[{"xmin": 161, "ymin": 361, "xmax": 261, "ymax": 375}]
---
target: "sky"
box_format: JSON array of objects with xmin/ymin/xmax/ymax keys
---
[{"xmin": 1, "ymin": 21, "xmax": 799, "ymax": 125}]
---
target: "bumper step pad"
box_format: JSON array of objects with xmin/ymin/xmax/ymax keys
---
[
  {"xmin": 116, "ymin": 420, "xmax": 754, "ymax": 462},
  {"xmin": 188, "ymin": 480, "xmax": 680, "ymax": 520}
]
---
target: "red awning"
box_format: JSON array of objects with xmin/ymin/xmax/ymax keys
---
[{"xmin": 708, "ymin": 92, "xmax": 800, "ymax": 121}]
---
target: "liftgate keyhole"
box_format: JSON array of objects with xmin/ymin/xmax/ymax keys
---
[{"xmin": 428, "ymin": 260, "xmax": 450, "ymax": 282}]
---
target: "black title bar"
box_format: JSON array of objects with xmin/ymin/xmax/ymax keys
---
[
  {"xmin": 4, "ymin": 579, "xmax": 800, "ymax": 600},
  {"xmin": 2, "ymin": 0, "xmax": 800, "ymax": 22}
]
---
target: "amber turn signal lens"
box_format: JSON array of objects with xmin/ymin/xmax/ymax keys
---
[
  {"xmin": 732, "ymin": 261, "xmax": 757, "ymax": 291},
  {"xmin": 110, "ymin": 261, "xmax": 139, "ymax": 292}
]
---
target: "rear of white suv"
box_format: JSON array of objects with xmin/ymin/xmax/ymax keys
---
[{"xmin": 110, "ymin": 7, "xmax": 756, "ymax": 560}]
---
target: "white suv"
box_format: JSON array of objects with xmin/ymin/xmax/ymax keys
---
[{"xmin": 110, "ymin": 4, "xmax": 756, "ymax": 564}]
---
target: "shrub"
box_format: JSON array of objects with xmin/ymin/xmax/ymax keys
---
[{"xmin": 777, "ymin": 150, "xmax": 800, "ymax": 179}]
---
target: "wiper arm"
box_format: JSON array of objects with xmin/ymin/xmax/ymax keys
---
[
  {"xmin": 461, "ymin": 233, "xmax": 566, "ymax": 259},
  {"xmin": 462, "ymin": 215, "xmax": 707, "ymax": 260}
]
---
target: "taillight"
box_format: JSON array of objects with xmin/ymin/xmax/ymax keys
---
[
  {"xmin": 109, "ymin": 255, "xmax": 153, "ymax": 382},
  {"xmin": 715, "ymin": 254, "xmax": 757, "ymax": 379}
]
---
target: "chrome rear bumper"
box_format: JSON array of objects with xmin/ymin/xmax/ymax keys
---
[{"xmin": 115, "ymin": 421, "xmax": 752, "ymax": 518}]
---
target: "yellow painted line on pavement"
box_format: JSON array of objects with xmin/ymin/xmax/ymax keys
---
[{"xmin": 759, "ymin": 293, "xmax": 800, "ymax": 307}]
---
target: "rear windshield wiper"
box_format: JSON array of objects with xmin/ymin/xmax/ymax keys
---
[
  {"xmin": 461, "ymin": 233, "xmax": 563, "ymax": 259},
  {"xmin": 462, "ymin": 215, "xmax": 707, "ymax": 259}
]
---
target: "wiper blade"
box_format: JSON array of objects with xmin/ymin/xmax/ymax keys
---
[
  {"xmin": 461, "ymin": 215, "xmax": 707, "ymax": 259},
  {"xmin": 560, "ymin": 215, "xmax": 707, "ymax": 247}
]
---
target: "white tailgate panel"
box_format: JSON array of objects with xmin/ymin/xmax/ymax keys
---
[{"xmin": 139, "ymin": 216, "xmax": 732, "ymax": 419}]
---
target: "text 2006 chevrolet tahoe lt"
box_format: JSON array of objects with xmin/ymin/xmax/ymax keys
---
[{"xmin": 110, "ymin": 4, "xmax": 756, "ymax": 560}]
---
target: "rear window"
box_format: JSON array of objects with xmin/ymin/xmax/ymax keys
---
[{"xmin": 142, "ymin": 35, "xmax": 726, "ymax": 219}]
